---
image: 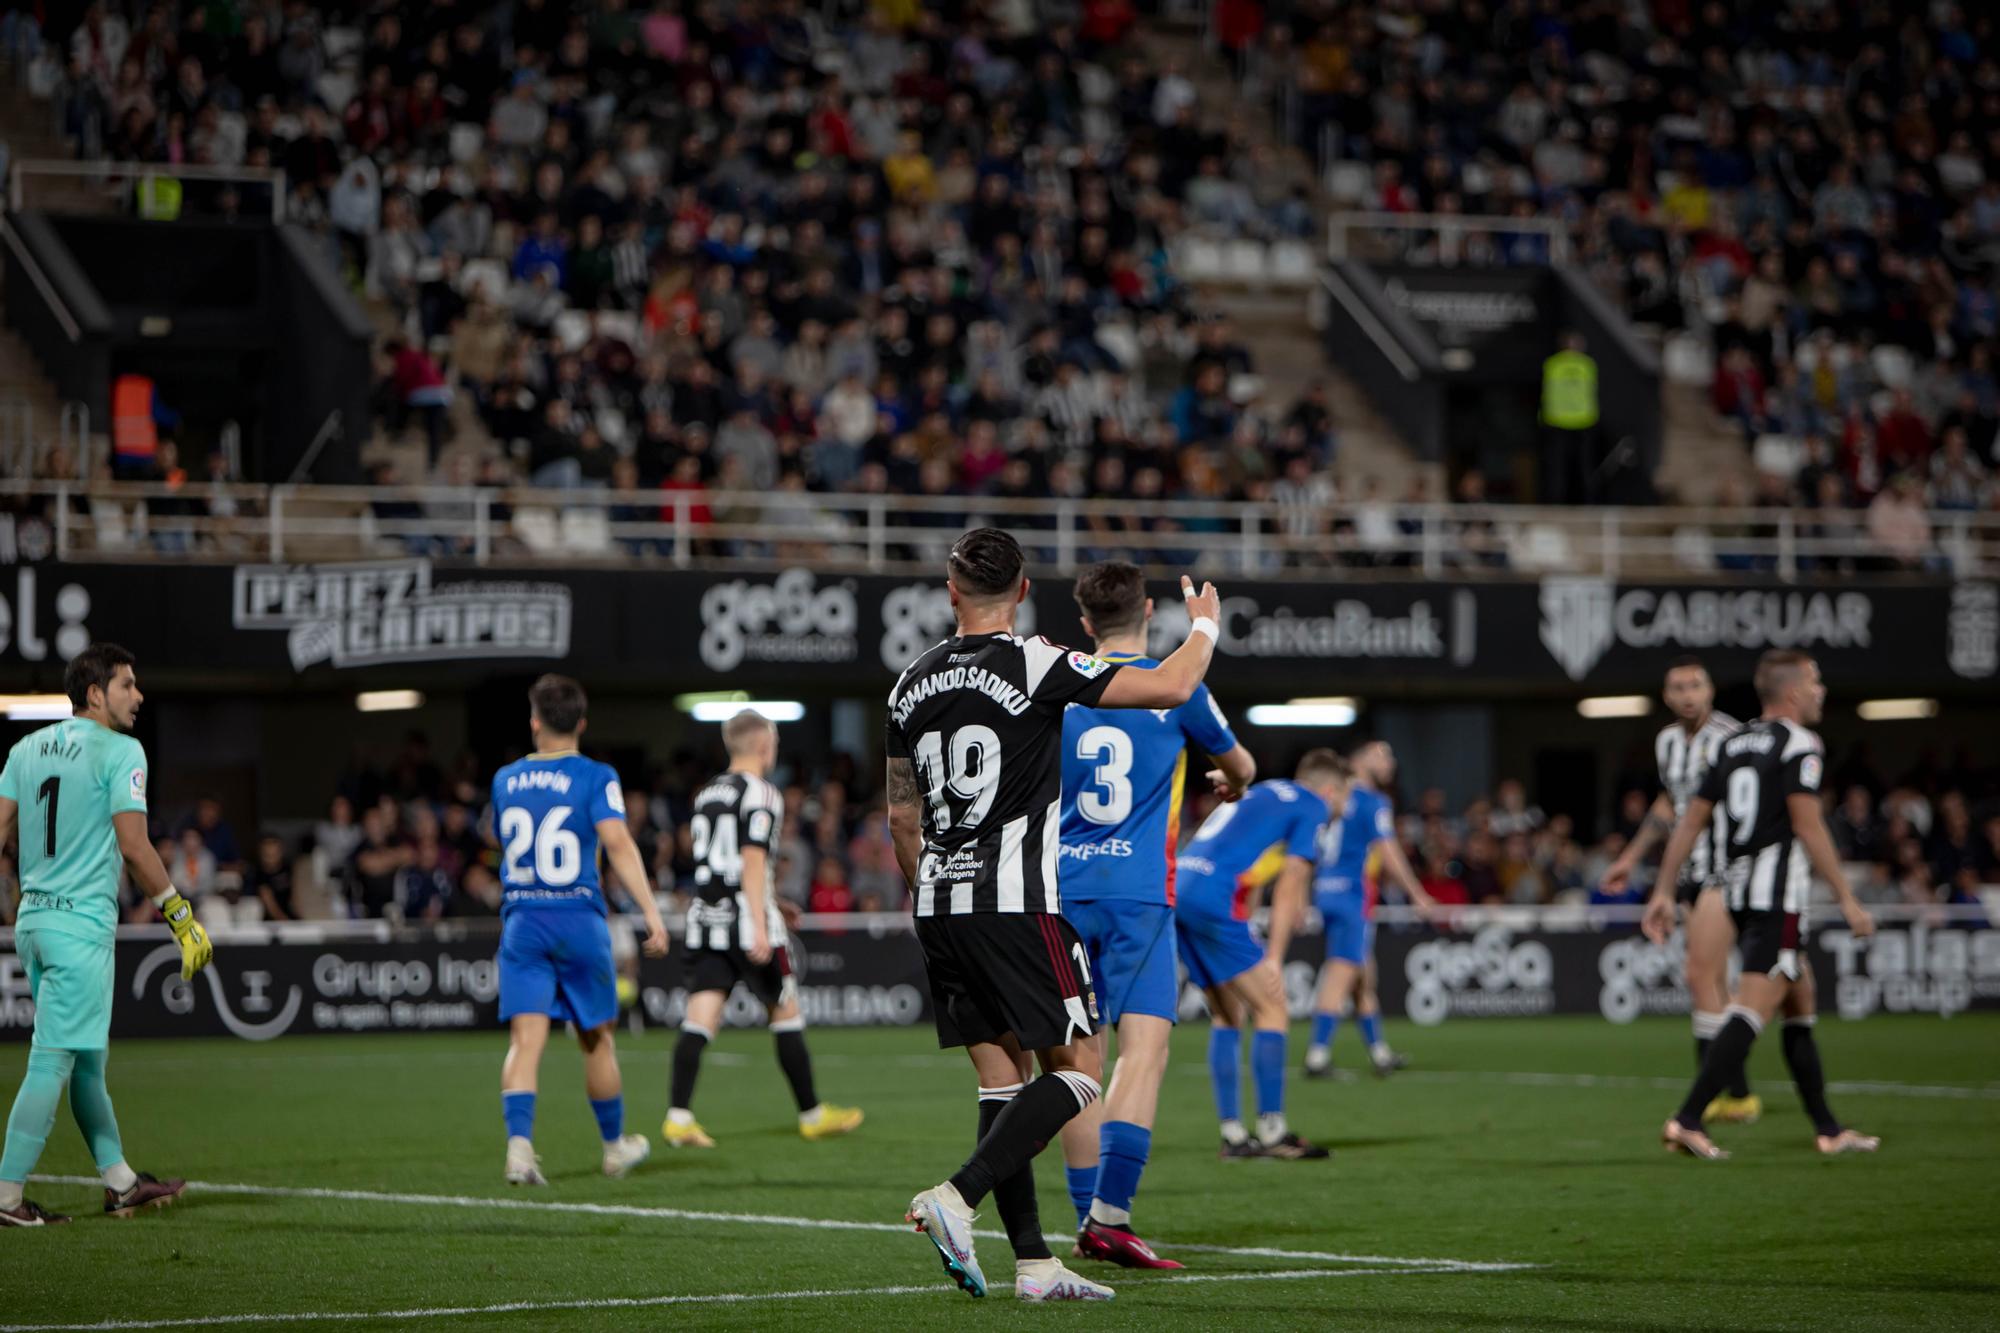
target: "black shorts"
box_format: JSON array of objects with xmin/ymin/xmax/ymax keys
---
[
  {"xmin": 684, "ymin": 940, "xmax": 796, "ymax": 1011},
  {"xmin": 1675, "ymin": 871, "xmax": 1721, "ymax": 906},
  {"xmin": 1733, "ymin": 908, "xmax": 1807, "ymax": 981},
  {"xmin": 916, "ymin": 912, "xmax": 1099, "ymax": 1051}
]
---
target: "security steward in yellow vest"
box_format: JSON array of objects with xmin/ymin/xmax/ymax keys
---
[{"xmin": 1540, "ymin": 333, "xmax": 1599, "ymax": 503}]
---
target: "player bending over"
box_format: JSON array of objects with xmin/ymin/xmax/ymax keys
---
[
  {"xmin": 1054, "ymin": 560, "xmax": 1256, "ymax": 1269},
  {"xmin": 1601, "ymin": 658, "xmax": 1755, "ymax": 1122},
  {"xmin": 666, "ymin": 710, "xmax": 862, "ymax": 1147},
  {"xmin": 887, "ymin": 528, "xmax": 1224, "ymax": 1302},
  {"xmin": 1178, "ymin": 753, "xmax": 1348, "ymax": 1160},
  {"xmin": 0, "ymin": 644, "xmax": 207, "ymax": 1226},
  {"xmin": 1644, "ymin": 650, "xmax": 1878, "ymax": 1160},
  {"xmin": 1303, "ymin": 741, "xmax": 1433, "ymax": 1079},
  {"xmin": 492, "ymin": 675, "xmax": 669, "ymax": 1186}
]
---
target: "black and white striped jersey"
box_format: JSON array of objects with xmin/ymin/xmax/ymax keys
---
[
  {"xmin": 886, "ymin": 632, "xmax": 1123, "ymax": 917},
  {"xmin": 686, "ymin": 771, "xmax": 786, "ymax": 952},
  {"xmin": 1654, "ymin": 710, "xmax": 1740, "ymax": 885},
  {"xmin": 1696, "ymin": 718, "xmax": 1825, "ymax": 917}
]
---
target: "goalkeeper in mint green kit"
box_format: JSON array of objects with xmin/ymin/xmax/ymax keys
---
[{"xmin": 0, "ymin": 642, "xmax": 211, "ymax": 1226}]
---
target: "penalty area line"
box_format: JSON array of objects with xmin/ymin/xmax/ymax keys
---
[
  {"xmin": 26, "ymin": 1175, "xmax": 1537, "ymax": 1273},
  {"xmin": 0, "ymin": 1265, "xmax": 1517, "ymax": 1332}
]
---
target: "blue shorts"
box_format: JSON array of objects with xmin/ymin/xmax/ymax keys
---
[
  {"xmin": 1317, "ymin": 892, "xmax": 1373, "ymax": 966},
  {"xmin": 1062, "ymin": 900, "xmax": 1178, "ymax": 1025},
  {"xmin": 498, "ymin": 909, "xmax": 617, "ymax": 1029},
  {"xmin": 1172, "ymin": 891, "xmax": 1265, "ymax": 992}
]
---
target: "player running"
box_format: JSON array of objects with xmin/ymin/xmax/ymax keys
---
[
  {"xmin": 1601, "ymin": 658, "xmax": 1753, "ymax": 1121},
  {"xmin": 886, "ymin": 527, "xmax": 1223, "ymax": 1302},
  {"xmin": 0, "ymin": 644, "xmax": 207, "ymax": 1226},
  {"xmin": 1644, "ymin": 650, "xmax": 1879, "ymax": 1160},
  {"xmin": 666, "ymin": 710, "xmax": 862, "ymax": 1148},
  {"xmin": 492, "ymin": 674, "xmax": 669, "ymax": 1186},
  {"xmin": 1054, "ymin": 560, "xmax": 1256, "ymax": 1270},
  {"xmin": 1178, "ymin": 753, "xmax": 1348, "ymax": 1160},
  {"xmin": 1303, "ymin": 741, "xmax": 1433, "ymax": 1080}
]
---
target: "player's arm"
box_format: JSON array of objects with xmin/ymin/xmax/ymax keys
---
[
  {"xmin": 738, "ymin": 793, "xmax": 781, "ymax": 963},
  {"xmin": 113, "ymin": 809, "xmax": 213, "ymax": 979},
  {"xmin": 0, "ymin": 795, "xmax": 14, "ymax": 856},
  {"xmin": 1601, "ymin": 792, "xmax": 1675, "ymax": 893},
  {"xmin": 1095, "ymin": 576, "xmax": 1221, "ymax": 709},
  {"xmin": 1264, "ymin": 855, "xmax": 1313, "ymax": 966},
  {"xmin": 1641, "ymin": 797, "xmax": 1711, "ymax": 943},
  {"xmin": 1374, "ymin": 833, "xmax": 1436, "ymax": 918},
  {"xmin": 1205, "ymin": 743, "xmax": 1256, "ymax": 803},
  {"xmin": 598, "ymin": 816, "xmax": 670, "ymax": 957},
  {"xmin": 1788, "ymin": 793, "xmax": 1874, "ymax": 938},
  {"xmin": 886, "ymin": 756, "xmax": 923, "ymax": 887}
]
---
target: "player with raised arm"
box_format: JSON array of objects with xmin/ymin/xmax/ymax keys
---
[
  {"xmin": 1303, "ymin": 741, "xmax": 1433, "ymax": 1080},
  {"xmin": 0, "ymin": 644, "xmax": 208, "ymax": 1226},
  {"xmin": 886, "ymin": 528, "xmax": 1223, "ymax": 1303},
  {"xmin": 1054, "ymin": 561, "xmax": 1256, "ymax": 1269},
  {"xmin": 1644, "ymin": 650, "xmax": 1878, "ymax": 1160},
  {"xmin": 1601, "ymin": 658, "xmax": 1752, "ymax": 1121},
  {"xmin": 1178, "ymin": 752, "xmax": 1348, "ymax": 1160},
  {"xmin": 492, "ymin": 675, "xmax": 669, "ymax": 1186},
  {"xmin": 666, "ymin": 709, "xmax": 862, "ymax": 1148}
]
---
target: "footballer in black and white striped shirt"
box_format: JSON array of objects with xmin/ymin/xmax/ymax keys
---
[
  {"xmin": 1600, "ymin": 656, "xmax": 1750, "ymax": 1119},
  {"xmin": 890, "ymin": 527, "xmax": 1224, "ymax": 1302},
  {"xmin": 665, "ymin": 709, "xmax": 862, "ymax": 1150},
  {"xmin": 1645, "ymin": 650, "xmax": 1879, "ymax": 1161}
]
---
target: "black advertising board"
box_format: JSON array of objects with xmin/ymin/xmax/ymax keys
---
[
  {"xmin": 3, "ymin": 560, "xmax": 1993, "ymax": 695},
  {"xmin": 2, "ymin": 917, "xmax": 1989, "ymax": 1043}
]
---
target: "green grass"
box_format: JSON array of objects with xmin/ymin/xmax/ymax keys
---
[{"xmin": 3, "ymin": 1015, "xmax": 1998, "ymax": 1331}]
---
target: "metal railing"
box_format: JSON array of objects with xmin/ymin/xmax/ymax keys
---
[
  {"xmin": 3, "ymin": 479, "xmax": 1994, "ymax": 581},
  {"xmin": 5, "ymin": 159, "xmax": 288, "ymax": 222},
  {"xmin": 1328, "ymin": 211, "xmax": 1574, "ymax": 267}
]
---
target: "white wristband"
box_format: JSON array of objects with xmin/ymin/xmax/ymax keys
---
[{"xmin": 1190, "ymin": 616, "xmax": 1219, "ymax": 643}]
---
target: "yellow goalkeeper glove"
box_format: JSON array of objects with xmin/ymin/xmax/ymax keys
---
[{"xmin": 158, "ymin": 890, "xmax": 213, "ymax": 980}]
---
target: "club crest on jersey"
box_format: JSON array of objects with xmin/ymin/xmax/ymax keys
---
[{"xmin": 1068, "ymin": 651, "xmax": 1110, "ymax": 679}]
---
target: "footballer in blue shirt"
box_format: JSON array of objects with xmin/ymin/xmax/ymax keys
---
[
  {"xmin": 1303, "ymin": 741, "xmax": 1434, "ymax": 1079},
  {"xmin": 1176, "ymin": 755, "xmax": 1350, "ymax": 1161},
  {"xmin": 1056, "ymin": 562, "xmax": 1256, "ymax": 1270},
  {"xmin": 490, "ymin": 675, "xmax": 669, "ymax": 1187}
]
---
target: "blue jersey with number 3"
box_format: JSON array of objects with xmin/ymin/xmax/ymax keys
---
[
  {"xmin": 1059, "ymin": 655, "xmax": 1238, "ymax": 906},
  {"xmin": 491, "ymin": 751, "xmax": 625, "ymax": 914}
]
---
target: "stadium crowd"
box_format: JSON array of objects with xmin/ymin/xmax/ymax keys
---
[
  {"xmin": 8, "ymin": 729, "xmax": 1990, "ymax": 928},
  {"xmin": 1230, "ymin": 0, "xmax": 2000, "ymax": 522}
]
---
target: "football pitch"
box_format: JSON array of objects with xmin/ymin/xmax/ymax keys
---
[{"xmin": 3, "ymin": 1015, "xmax": 1996, "ymax": 1331}]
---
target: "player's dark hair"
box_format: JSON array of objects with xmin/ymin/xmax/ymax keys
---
[
  {"xmin": 1296, "ymin": 748, "xmax": 1350, "ymax": 784},
  {"xmin": 1665, "ymin": 655, "xmax": 1708, "ymax": 676},
  {"xmin": 528, "ymin": 673, "xmax": 588, "ymax": 735},
  {"xmin": 947, "ymin": 527, "xmax": 1024, "ymax": 598},
  {"xmin": 1073, "ymin": 560, "xmax": 1147, "ymax": 637},
  {"xmin": 1753, "ymin": 649, "xmax": 1814, "ymax": 702},
  {"xmin": 722, "ymin": 708, "xmax": 775, "ymax": 755},
  {"xmin": 64, "ymin": 641, "xmax": 136, "ymax": 711}
]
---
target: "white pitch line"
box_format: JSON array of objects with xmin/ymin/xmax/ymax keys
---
[
  {"xmin": 1392, "ymin": 1069, "xmax": 2000, "ymax": 1101},
  {"xmin": 0, "ymin": 1264, "xmax": 1513, "ymax": 1333},
  {"xmin": 26, "ymin": 1175, "xmax": 1535, "ymax": 1273}
]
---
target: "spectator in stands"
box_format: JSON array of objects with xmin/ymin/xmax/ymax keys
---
[
  {"xmin": 1832, "ymin": 787, "xmax": 1884, "ymax": 865},
  {"xmin": 248, "ymin": 833, "xmax": 295, "ymax": 923},
  {"xmin": 396, "ymin": 835, "xmax": 453, "ymax": 922},
  {"xmin": 181, "ymin": 796, "xmax": 242, "ymax": 876},
  {"xmin": 166, "ymin": 829, "xmax": 216, "ymax": 901},
  {"xmin": 1866, "ymin": 473, "xmax": 1937, "ymax": 570},
  {"xmin": 315, "ymin": 794, "xmax": 362, "ymax": 872},
  {"xmin": 347, "ymin": 805, "xmax": 410, "ymax": 918}
]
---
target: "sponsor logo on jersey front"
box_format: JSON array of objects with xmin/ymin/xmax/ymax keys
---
[{"xmin": 234, "ymin": 560, "xmax": 570, "ymax": 669}]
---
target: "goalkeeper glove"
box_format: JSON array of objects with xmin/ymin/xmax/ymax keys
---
[{"xmin": 157, "ymin": 890, "xmax": 214, "ymax": 980}]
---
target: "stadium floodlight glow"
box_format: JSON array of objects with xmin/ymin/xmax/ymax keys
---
[
  {"xmin": 687, "ymin": 699, "xmax": 807, "ymax": 723},
  {"xmin": 1244, "ymin": 697, "xmax": 1358, "ymax": 727},
  {"xmin": 1856, "ymin": 698, "xmax": 1939, "ymax": 722},
  {"xmin": 1576, "ymin": 695, "xmax": 1653, "ymax": 719},
  {"xmin": 0, "ymin": 693, "xmax": 73, "ymax": 720},
  {"xmin": 355, "ymin": 690, "xmax": 425, "ymax": 713}
]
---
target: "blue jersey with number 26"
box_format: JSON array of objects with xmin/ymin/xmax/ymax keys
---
[
  {"xmin": 1060, "ymin": 655, "xmax": 1238, "ymax": 906},
  {"xmin": 491, "ymin": 751, "xmax": 625, "ymax": 914}
]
